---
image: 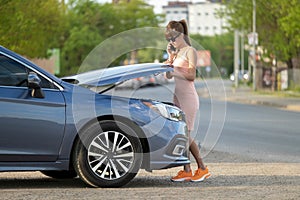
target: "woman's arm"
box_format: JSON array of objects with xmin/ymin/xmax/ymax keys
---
[{"xmin": 171, "ymin": 47, "xmax": 197, "ymax": 81}]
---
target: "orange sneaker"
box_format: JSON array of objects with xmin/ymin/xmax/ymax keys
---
[
  {"xmin": 171, "ymin": 170, "xmax": 193, "ymax": 182},
  {"xmin": 191, "ymin": 167, "xmax": 211, "ymax": 182}
]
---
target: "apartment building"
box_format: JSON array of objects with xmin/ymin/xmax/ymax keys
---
[
  {"xmin": 163, "ymin": 1, "xmax": 191, "ymax": 24},
  {"xmin": 162, "ymin": 0, "xmax": 228, "ymax": 36}
]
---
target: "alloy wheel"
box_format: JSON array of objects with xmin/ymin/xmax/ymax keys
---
[{"xmin": 87, "ymin": 131, "xmax": 135, "ymax": 180}]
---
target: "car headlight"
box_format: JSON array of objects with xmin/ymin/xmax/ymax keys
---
[
  {"xmin": 142, "ymin": 101, "xmax": 185, "ymax": 122},
  {"xmin": 243, "ymin": 73, "xmax": 249, "ymax": 80},
  {"xmin": 230, "ymin": 74, "xmax": 234, "ymax": 81}
]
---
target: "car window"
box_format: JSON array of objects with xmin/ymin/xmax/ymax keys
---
[{"xmin": 0, "ymin": 54, "xmax": 56, "ymax": 89}]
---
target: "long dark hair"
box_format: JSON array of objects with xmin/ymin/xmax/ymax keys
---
[{"xmin": 165, "ymin": 19, "xmax": 191, "ymax": 46}]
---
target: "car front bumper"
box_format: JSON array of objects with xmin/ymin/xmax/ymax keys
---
[{"xmin": 141, "ymin": 116, "xmax": 190, "ymax": 170}]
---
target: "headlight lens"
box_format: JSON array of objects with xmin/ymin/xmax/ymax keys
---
[{"xmin": 143, "ymin": 101, "xmax": 185, "ymax": 122}]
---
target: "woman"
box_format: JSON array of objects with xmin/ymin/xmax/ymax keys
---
[{"xmin": 164, "ymin": 20, "xmax": 210, "ymax": 182}]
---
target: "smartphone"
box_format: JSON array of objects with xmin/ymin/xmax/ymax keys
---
[{"xmin": 170, "ymin": 44, "xmax": 176, "ymax": 52}]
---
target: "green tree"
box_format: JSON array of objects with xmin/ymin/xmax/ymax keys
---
[
  {"xmin": 60, "ymin": 0, "xmax": 161, "ymax": 75},
  {"xmin": 0, "ymin": 0, "xmax": 66, "ymax": 58},
  {"xmin": 60, "ymin": 0, "xmax": 104, "ymax": 75},
  {"xmin": 191, "ymin": 32, "xmax": 234, "ymax": 77},
  {"xmin": 61, "ymin": 26, "xmax": 103, "ymax": 75},
  {"xmin": 223, "ymin": 0, "xmax": 300, "ymax": 69},
  {"xmin": 113, "ymin": 0, "xmax": 160, "ymax": 29}
]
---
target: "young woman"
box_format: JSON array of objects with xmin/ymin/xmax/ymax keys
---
[{"xmin": 164, "ymin": 20, "xmax": 210, "ymax": 182}]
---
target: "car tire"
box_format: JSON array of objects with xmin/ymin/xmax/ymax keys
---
[
  {"xmin": 73, "ymin": 120, "xmax": 143, "ymax": 188},
  {"xmin": 40, "ymin": 170, "xmax": 77, "ymax": 179}
]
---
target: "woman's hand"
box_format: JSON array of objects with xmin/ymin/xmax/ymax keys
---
[
  {"xmin": 165, "ymin": 71, "xmax": 173, "ymax": 79},
  {"xmin": 171, "ymin": 47, "xmax": 197, "ymax": 81},
  {"xmin": 173, "ymin": 67, "xmax": 196, "ymax": 81},
  {"xmin": 166, "ymin": 43, "xmax": 172, "ymax": 54},
  {"xmin": 166, "ymin": 43, "xmax": 176, "ymax": 60}
]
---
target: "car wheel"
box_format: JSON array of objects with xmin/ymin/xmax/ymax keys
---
[
  {"xmin": 40, "ymin": 170, "xmax": 77, "ymax": 179},
  {"xmin": 73, "ymin": 120, "xmax": 143, "ymax": 188}
]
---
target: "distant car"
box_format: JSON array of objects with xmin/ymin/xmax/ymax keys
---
[
  {"xmin": 117, "ymin": 73, "xmax": 170, "ymax": 89},
  {"xmin": 140, "ymin": 75, "xmax": 156, "ymax": 87},
  {"xmin": 116, "ymin": 77, "xmax": 142, "ymax": 89},
  {"xmin": 230, "ymin": 70, "xmax": 249, "ymax": 82},
  {"xmin": 155, "ymin": 73, "xmax": 171, "ymax": 85},
  {"xmin": 0, "ymin": 46, "xmax": 189, "ymax": 188}
]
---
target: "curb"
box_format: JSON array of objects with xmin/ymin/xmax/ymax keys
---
[
  {"xmin": 286, "ymin": 105, "xmax": 300, "ymax": 112},
  {"xmin": 196, "ymin": 84, "xmax": 300, "ymax": 112},
  {"xmin": 225, "ymin": 97, "xmax": 300, "ymax": 112}
]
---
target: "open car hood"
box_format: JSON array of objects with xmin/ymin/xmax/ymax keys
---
[{"xmin": 62, "ymin": 63, "xmax": 173, "ymax": 87}]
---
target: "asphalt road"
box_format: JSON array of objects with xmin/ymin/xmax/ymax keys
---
[
  {"xmin": 114, "ymin": 80, "xmax": 300, "ymax": 163},
  {"xmin": 209, "ymin": 99, "xmax": 300, "ymax": 163}
]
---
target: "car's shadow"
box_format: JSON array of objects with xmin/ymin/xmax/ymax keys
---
[
  {"xmin": 0, "ymin": 177, "xmax": 86, "ymax": 189},
  {"xmin": 0, "ymin": 175, "xmax": 299, "ymax": 189}
]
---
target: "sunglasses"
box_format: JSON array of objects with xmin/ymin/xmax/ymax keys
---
[{"xmin": 166, "ymin": 33, "xmax": 181, "ymax": 42}]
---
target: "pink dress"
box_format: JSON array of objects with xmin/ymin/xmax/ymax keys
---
[{"xmin": 172, "ymin": 47, "xmax": 199, "ymax": 131}]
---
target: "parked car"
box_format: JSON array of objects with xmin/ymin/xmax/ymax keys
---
[
  {"xmin": 117, "ymin": 73, "xmax": 171, "ymax": 90},
  {"xmin": 116, "ymin": 77, "xmax": 142, "ymax": 89},
  {"xmin": 139, "ymin": 74, "xmax": 157, "ymax": 87},
  {"xmin": 230, "ymin": 70, "xmax": 250, "ymax": 82},
  {"xmin": 0, "ymin": 46, "xmax": 189, "ymax": 188},
  {"xmin": 155, "ymin": 72, "xmax": 172, "ymax": 85}
]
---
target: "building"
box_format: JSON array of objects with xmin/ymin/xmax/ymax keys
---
[
  {"xmin": 162, "ymin": 1, "xmax": 191, "ymax": 23},
  {"xmin": 162, "ymin": 0, "xmax": 228, "ymax": 36},
  {"xmin": 189, "ymin": 1, "xmax": 227, "ymax": 36}
]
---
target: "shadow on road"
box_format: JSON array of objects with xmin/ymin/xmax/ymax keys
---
[
  {"xmin": 127, "ymin": 175, "xmax": 300, "ymax": 188},
  {"xmin": 0, "ymin": 177, "xmax": 86, "ymax": 189},
  {"xmin": 0, "ymin": 174, "xmax": 299, "ymax": 189}
]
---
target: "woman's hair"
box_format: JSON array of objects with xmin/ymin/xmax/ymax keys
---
[{"xmin": 165, "ymin": 19, "xmax": 191, "ymax": 46}]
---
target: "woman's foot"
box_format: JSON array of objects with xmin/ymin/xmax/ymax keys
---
[
  {"xmin": 171, "ymin": 170, "xmax": 193, "ymax": 182},
  {"xmin": 191, "ymin": 167, "xmax": 211, "ymax": 182}
]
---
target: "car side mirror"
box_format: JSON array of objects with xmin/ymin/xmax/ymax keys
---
[{"xmin": 28, "ymin": 72, "xmax": 45, "ymax": 98}]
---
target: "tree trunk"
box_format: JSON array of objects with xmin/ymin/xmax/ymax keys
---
[
  {"xmin": 292, "ymin": 55, "xmax": 300, "ymax": 69},
  {"xmin": 286, "ymin": 58, "xmax": 293, "ymax": 69}
]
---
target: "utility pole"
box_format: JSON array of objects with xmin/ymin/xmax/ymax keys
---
[
  {"xmin": 241, "ymin": 31, "xmax": 245, "ymax": 75},
  {"xmin": 252, "ymin": 0, "xmax": 257, "ymax": 90},
  {"xmin": 234, "ymin": 30, "xmax": 240, "ymax": 88}
]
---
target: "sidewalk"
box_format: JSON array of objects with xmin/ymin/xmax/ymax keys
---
[
  {"xmin": 227, "ymin": 86, "xmax": 300, "ymax": 112},
  {"xmin": 197, "ymin": 80, "xmax": 300, "ymax": 112}
]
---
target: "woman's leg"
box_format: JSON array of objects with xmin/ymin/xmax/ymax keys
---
[
  {"xmin": 189, "ymin": 136, "xmax": 211, "ymax": 182},
  {"xmin": 183, "ymin": 135, "xmax": 192, "ymax": 172},
  {"xmin": 189, "ymin": 136, "xmax": 206, "ymax": 170}
]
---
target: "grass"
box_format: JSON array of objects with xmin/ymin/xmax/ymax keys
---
[
  {"xmin": 232, "ymin": 81, "xmax": 300, "ymax": 98},
  {"xmin": 255, "ymin": 89, "xmax": 300, "ymax": 98}
]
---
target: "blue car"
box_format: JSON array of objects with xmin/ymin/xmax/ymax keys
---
[{"xmin": 0, "ymin": 46, "xmax": 189, "ymax": 187}]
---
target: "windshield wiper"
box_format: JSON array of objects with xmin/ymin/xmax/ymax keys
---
[{"xmin": 98, "ymin": 81, "xmax": 124, "ymax": 94}]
